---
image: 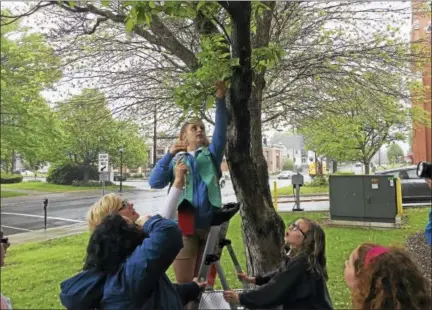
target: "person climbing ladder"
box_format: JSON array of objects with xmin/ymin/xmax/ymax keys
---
[{"xmin": 149, "ymin": 80, "xmax": 228, "ymax": 284}]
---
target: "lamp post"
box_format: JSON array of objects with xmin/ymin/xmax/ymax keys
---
[{"xmin": 119, "ymin": 146, "xmax": 124, "ymax": 192}]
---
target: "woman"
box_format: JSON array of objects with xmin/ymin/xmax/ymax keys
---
[
  {"xmin": 344, "ymin": 243, "xmax": 431, "ymax": 310},
  {"xmin": 149, "ymin": 80, "xmax": 228, "ymax": 283},
  {"xmin": 60, "ymin": 214, "xmax": 205, "ymax": 309},
  {"xmin": 1, "ymin": 229, "xmax": 12, "ymax": 309},
  {"xmin": 86, "ymin": 193, "xmax": 142, "ymax": 231},
  {"xmin": 223, "ymin": 218, "xmax": 333, "ymax": 310}
]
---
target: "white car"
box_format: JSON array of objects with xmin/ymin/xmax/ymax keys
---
[{"xmin": 278, "ymin": 170, "xmax": 294, "ymax": 179}]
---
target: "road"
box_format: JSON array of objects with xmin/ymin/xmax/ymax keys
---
[{"xmin": 2, "ymin": 177, "xmax": 326, "ymax": 236}]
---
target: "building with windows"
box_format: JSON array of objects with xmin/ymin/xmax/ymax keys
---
[{"xmin": 411, "ymin": 0, "xmax": 431, "ymax": 163}]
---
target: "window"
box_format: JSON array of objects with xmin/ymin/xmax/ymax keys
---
[
  {"xmin": 157, "ymin": 149, "xmax": 165, "ymax": 156},
  {"xmin": 301, "ymin": 157, "xmax": 307, "ymax": 164},
  {"xmin": 406, "ymin": 169, "xmax": 420, "ymax": 179},
  {"xmin": 413, "ymin": 20, "xmax": 420, "ymax": 30},
  {"xmin": 301, "ymin": 149, "xmax": 307, "ymax": 157}
]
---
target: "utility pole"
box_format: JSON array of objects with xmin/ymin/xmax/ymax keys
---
[{"xmin": 153, "ymin": 107, "xmax": 157, "ymax": 167}]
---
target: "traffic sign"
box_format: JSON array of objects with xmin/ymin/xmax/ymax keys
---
[{"xmin": 98, "ymin": 153, "xmax": 109, "ymax": 172}]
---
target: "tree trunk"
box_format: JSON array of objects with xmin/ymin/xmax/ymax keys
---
[
  {"xmin": 364, "ymin": 160, "xmax": 370, "ymax": 175},
  {"xmin": 83, "ymin": 160, "xmax": 90, "ymax": 182},
  {"xmin": 332, "ymin": 160, "xmax": 338, "ymax": 173},
  {"xmin": 222, "ymin": 1, "xmax": 285, "ymax": 276}
]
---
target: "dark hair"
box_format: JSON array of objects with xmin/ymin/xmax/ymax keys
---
[
  {"xmin": 292, "ymin": 218, "xmax": 328, "ymax": 281},
  {"xmin": 352, "ymin": 243, "xmax": 431, "ymax": 310},
  {"xmin": 83, "ymin": 214, "xmax": 145, "ymax": 274}
]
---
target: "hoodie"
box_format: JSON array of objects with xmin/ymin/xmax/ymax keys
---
[{"xmin": 59, "ymin": 215, "xmax": 201, "ymax": 310}]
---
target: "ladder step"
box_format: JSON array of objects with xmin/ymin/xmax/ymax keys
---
[{"xmin": 199, "ymin": 290, "xmax": 248, "ymax": 310}]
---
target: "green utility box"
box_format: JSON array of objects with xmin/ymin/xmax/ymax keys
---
[{"xmin": 329, "ymin": 175, "xmax": 399, "ymax": 224}]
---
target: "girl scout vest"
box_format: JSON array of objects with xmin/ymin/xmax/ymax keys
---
[{"xmin": 171, "ymin": 147, "xmax": 222, "ymax": 209}]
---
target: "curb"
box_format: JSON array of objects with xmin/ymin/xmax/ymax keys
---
[
  {"xmin": 9, "ymin": 222, "xmax": 88, "ymax": 245},
  {"xmin": 278, "ymin": 198, "xmax": 329, "ymax": 203}
]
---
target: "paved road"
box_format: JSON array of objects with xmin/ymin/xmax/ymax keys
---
[{"xmin": 1, "ymin": 177, "xmax": 322, "ymax": 236}]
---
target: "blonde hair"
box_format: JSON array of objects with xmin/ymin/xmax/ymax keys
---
[
  {"xmin": 87, "ymin": 193, "xmax": 124, "ymax": 231},
  {"xmin": 179, "ymin": 118, "xmax": 210, "ymax": 147}
]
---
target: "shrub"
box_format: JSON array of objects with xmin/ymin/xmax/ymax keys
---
[
  {"xmin": 306, "ymin": 176, "xmax": 328, "ymax": 187},
  {"xmin": 71, "ymin": 180, "xmax": 114, "ymax": 187},
  {"xmin": 131, "ymin": 173, "xmax": 143, "ymax": 178},
  {"xmin": 0, "ymin": 172, "xmax": 23, "ymax": 184},
  {"xmin": 47, "ymin": 163, "xmax": 99, "ymax": 185}
]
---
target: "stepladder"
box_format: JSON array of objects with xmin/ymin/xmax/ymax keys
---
[{"xmin": 190, "ymin": 203, "xmax": 250, "ymax": 310}]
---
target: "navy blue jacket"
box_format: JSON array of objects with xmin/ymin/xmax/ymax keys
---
[{"xmin": 59, "ymin": 215, "xmax": 201, "ymax": 309}]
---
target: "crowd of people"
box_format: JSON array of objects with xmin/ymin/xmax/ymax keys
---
[{"xmin": 1, "ymin": 80, "xmax": 431, "ymax": 310}]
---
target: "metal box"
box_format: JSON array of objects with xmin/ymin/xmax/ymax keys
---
[{"xmin": 329, "ymin": 175, "xmax": 397, "ymax": 223}]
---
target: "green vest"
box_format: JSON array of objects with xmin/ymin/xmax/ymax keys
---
[{"xmin": 173, "ymin": 147, "xmax": 222, "ymax": 208}]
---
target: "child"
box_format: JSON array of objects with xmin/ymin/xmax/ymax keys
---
[
  {"xmin": 344, "ymin": 243, "xmax": 431, "ymax": 310},
  {"xmin": 223, "ymin": 218, "xmax": 333, "ymax": 310}
]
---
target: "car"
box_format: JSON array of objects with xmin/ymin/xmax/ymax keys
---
[
  {"xmin": 374, "ymin": 166, "xmax": 431, "ymax": 202},
  {"xmin": 113, "ymin": 173, "xmax": 127, "ymax": 181},
  {"xmin": 278, "ymin": 170, "xmax": 294, "ymax": 179}
]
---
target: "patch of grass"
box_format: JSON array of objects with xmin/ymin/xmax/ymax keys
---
[
  {"xmin": 1, "ymin": 182, "xmax": 134, "ymax": 193},
  {"xmin": 0, "ymin": 190, "xmax": 28, "ymax": 198},
  {"xmin": 1, "ymin": 208, "xmax": 429, "ymax": 309},
  {"xmin": 277, "ymin": 185, "xmax": 329, "ymax": 196}
]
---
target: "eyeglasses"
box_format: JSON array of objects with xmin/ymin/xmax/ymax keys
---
[
  {"xmin": 288, "ymin": 222, "xmax": 307, "ymax": 238},
  {"xmin": 1, "ymin": 237, "xmax": 10, "ymax": 249},
  {"xmin": 120, "ymin": 199, "xmax": 130, "ymax": 211}
]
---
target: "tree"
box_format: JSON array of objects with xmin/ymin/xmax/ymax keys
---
[
  {"xmin": 56, "ymin": 89, "xmax": 147, "ymax": 181},
  {"xmin": 3, "ymin": 0, "xmax": 430, "ymax": 275},
  {"xmin": 387, "ymin": 143, "xmax": 404, "ymax": 164},
  {"xmin": 0, "ymin": 16, "xmax": 63, "ymax": 172},
  {"xmin": 283, "ymin": 158, "xmax": 294, "ymax": 170},
  {"xmin": 297, "ymin": 79, "xmax": 429, "ymax": 174}
]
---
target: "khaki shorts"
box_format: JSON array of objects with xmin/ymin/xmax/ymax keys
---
[{"xmin": 176, "ymin": 229, "xmax": 209, "ymax": 260}]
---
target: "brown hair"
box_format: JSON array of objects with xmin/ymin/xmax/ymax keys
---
[
  {"xmin": 178, "ymin": 118, "xmax": 210, "ymax": 147},
  {"xmin": 352, "ymin": 243, "xmax": 431, "ymax": 310},
  {"xmin": 291, "ymin": 218, "xmax": 328, "ymax": 281}
]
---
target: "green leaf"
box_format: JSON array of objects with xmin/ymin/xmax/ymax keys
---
[
  {"xmin": 206, "ymin": 97, "xmax": 214, "ymax": 109},
  {"xmin": 125, "ymin": 18, "xmax": 135, "ymax": 32},
  {"xmin": 101, "ymin": 0, "xmax": 111, "ymax": 7}
]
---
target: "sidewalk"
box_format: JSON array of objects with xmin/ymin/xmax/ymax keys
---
[{"xmin": 9, "ymin": 222, "xmax": 88, "ymax": 245}]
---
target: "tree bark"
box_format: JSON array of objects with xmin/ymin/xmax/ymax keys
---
[
  {"xmin": 83, "ymin": 160, "xmax": 90, "ymax": 182},
  {"xmin": 221, "ymin": 1, "xmax": 285, "ymax": 276},
  {"xmin": 364, "ymin": 160, "xmax": 370, "ymax": 175},
  {"xmin": 332, "ymin": 160, "xmax": 338, "ymax": 173}
]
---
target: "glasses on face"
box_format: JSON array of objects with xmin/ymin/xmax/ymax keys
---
[
  {"xmin": 1, "ymin": 237, "xmax": 10, "ymax": 249},
  {"xmin": 119, "ymin": 199, "xmax": 130, "ymax": 211},
  {"xmin": 288, "ymin": 222, "xmax": 307, "ymax": 238}
]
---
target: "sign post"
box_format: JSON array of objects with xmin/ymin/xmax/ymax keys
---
[{"xmin": 98, "ymin": 153, "xmax": 109, "ymax": 196}]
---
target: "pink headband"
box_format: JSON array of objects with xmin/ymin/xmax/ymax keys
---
[{"xmin": 365, "ymin": 246, "xmax": 389, "ymax": 266}]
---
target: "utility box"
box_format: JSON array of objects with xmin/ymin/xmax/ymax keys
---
[{"xmin": 329, "ymin": 175, "xmax": 400, "ymax": 225}]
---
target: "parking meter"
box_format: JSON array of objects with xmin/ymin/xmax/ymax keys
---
[
  {"xmin": 43, "ymin": 198, "xmax": 48, "ymax": 230},
  {"xmin": 291, "ymin": 173, "xmax": 304, "ymax": 211}
]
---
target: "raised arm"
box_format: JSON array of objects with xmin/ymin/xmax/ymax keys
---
[
  {"xmin": 159, "ymin": 162, "xmax": 187, "ymax": 219},
  {"xmin": 208, "ymin": 81, "xmax": 228, "ymax": 165},
  {"xmin": 148, "ymin": 152, "xmax": 174, "ymax": 189},
  {"xmin": 123, "ymin": 215, "xmax": 183, "ymax": 298}
]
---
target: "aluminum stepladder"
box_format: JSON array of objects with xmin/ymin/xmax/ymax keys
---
[{"xmin": 191, "ymin": 203, "xmax": 250, "ymax": 310}]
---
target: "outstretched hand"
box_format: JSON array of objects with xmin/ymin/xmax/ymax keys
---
[
  {"xmin": 214, "ymin": 80, "xmax": 227, "ymax": 99},
  {"xmin": 193, "ymin": 277, "xmax": 207, "ymax": 289},
  {"xmin": 223, "ymin": 290, "xmax": 240, "ymax": 304}
]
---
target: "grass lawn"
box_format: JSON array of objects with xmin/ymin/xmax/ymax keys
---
[
  {"xmin": 1, "ymin": 182, "xmax": 134, "ymax": 193},
  {"xmin": 1, "ymin": 208, "xmax": 428, "ymax": 309},
  {"xmin": 277, "ymin": 185, "xmax": 329, "ymax": 196},
  {"xmin": 0, "ymin": 190, "xmax": 28, "ymax": 198}
]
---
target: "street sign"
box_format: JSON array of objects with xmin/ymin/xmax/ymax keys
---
[{"xmin": 98, "ymin": 153, "xmax": 109, "ymax": 172}]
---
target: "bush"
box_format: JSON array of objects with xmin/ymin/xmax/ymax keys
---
[
  {"xmin": 283, "ymin": 159, "xmax": 294, "ymax": 170},
  {"xmin": 47, "ymin": 163, "xmax": 99, "ymax": 185},
  {"xmin": 131, "ymin": 173, "xmax": 143, "ymax": 178},
  {"xmin": 306, "ymin": 176, "xmax": 328, "ymax": 187},
  {"xmin": 71, "ymin": 180, "xmax": 114, "ymax": 187},
  {"xmin": 0, "ymin": 172, "xmax": 23, "ymax": 184}
]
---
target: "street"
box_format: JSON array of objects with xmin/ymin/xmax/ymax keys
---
[{"xmin": 1, "ymin": 177, "xmax": 326, "ymax": 236}]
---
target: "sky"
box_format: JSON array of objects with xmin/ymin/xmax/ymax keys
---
[{"xmin": 1, "ymin": 0, "xmax": 414, "ymax": 153}]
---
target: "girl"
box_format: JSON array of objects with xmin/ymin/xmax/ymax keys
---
[
  {"xmin": 149, "ymin": 80, "xmax": 228, "ymax": 283},
  {"xmin": 344, "ymin": 243, "xmax": 431, "ymax": 310},
  {"xmin": 223, "ymin": 218, "xmax": 333, "ymax": 310}
]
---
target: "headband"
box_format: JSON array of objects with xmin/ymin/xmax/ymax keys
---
[{"xmin": 365, "ymin": 245, "xmax": 389, "ymax": 266}]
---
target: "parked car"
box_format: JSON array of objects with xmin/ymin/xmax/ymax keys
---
[
  {"xmin": 278, "ymin": 170, "xmax": 294, "ymax": 179},
  {"xmin": 113, "ymin": 173, "xmax": 127, "ymax": 181},
  {"xmin": 374, "ymin": 166, "xmax": 431, "ymax": 202}
]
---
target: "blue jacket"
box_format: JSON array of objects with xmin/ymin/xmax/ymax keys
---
[
  {"xmin": 59, "ymin": 215, "xmax": 201, "ymax": 310},
  {"xmin": 149, "ymin": 98, "xmax": 228, "ymax": 230},
  {"xmin": 426, "ymin": 208, "xmax": 432, "ymax": 246}
]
